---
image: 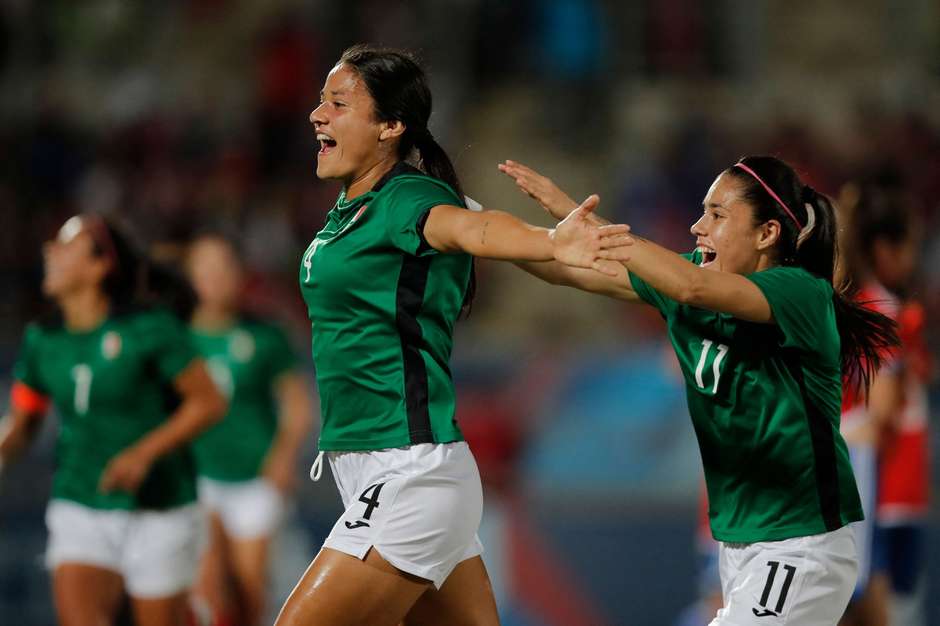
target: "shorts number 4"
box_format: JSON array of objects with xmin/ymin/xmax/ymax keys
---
[
  {"xmin": 752, "ymin": 560, "xmax": 797, "ymax": 618},
  {"xmin": 344, "ymin": 483, "xmax": 385, "ymax": 530}
]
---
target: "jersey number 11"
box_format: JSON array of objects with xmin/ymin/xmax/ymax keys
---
[{"xmin": 694, "ymin": 339, "xmax": 729, "ymax": 394}]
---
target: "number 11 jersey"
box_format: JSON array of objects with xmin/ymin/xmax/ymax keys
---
[{"xmin": 629, "ymin": 254, "xmax": 862, "ymax": 543}]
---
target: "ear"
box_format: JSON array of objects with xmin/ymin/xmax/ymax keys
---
[
  {"xmin": 378, "ymin": 120, "xmax": 406, "ymax": 142},
  {"xmin": 756, "ymin": 219, "xmax": 781, "ymax": 251}
]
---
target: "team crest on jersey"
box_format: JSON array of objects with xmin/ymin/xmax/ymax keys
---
[
  {"xmin": 101, "ymin": 331, "xmax": 122, "ymax": 360},
  {"xmin": 229, "ymin": 330, "xmax": 255, "ymax": 362}
]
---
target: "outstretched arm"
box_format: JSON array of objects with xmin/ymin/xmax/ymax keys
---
[
  {"xmin": 498, "ymin": 160, "xmax": 638, "ymax": 300},
  {"xmin": 501, "ymin": 159, "xmax": 772, "ymax": 321},
  {"xmin": 422, "ymin": 194, "xmax": 630, "ymax": 275}
]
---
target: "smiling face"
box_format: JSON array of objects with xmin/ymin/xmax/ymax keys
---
[
  {"xmin": 42, "ymin": 216, "xmax": 110, "ymax": 298},
  {"xmin": 309, "ymin": 64, "xmax": 398, "ymax": 185},
  {"xmin": 690, "ymin": 173, "xmax": 782, "ymax": 275}
]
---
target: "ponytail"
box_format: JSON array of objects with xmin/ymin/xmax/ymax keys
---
[
  {"xmin": 728, "ymin": 156, "xmax": 899, "ymax": 396},
  {"xmin": 90, "ymin": 215, "xmax": 196, "ymax": 321}
]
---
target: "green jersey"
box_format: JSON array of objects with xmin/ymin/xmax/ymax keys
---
[
  {"xmin": 13, "ymin": 308, "xmax": 199, "ymax": 510},
  {"xmin": 629, "ymin": 255, "xmax": 863, "ymax": 542},
  {"xmin": 190, "ymin": 318, "xmax": 296, "ymax": 481},
  {"xmin": 299, "ymin": 163, "xmax": 471, "ymax": 451}
]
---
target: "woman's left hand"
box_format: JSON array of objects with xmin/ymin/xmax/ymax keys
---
[
  {"xmin": 552, "ymin": 195, "xmax": 633, "ymax": 275},
  {"xmin": 99, "ymin": 445, "xmax": 155, "ymax": 493}
]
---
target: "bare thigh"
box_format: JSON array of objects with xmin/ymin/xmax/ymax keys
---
[
  {"xmin": 273, "ymin": 547, "xmax": 430, "ymax": 626},
  {"xmin": 404, "ymin": 557, "xmax": 500, "ymax": 626},
  {"xmin": 193, "ymin": 512, "xmax": 232, "ymax": 615},
  {"xmin": 227, "ymin": 533, "xmax": 272, "ymax": 626},
  {"xmin": 53, "ymin": 563, "xmax": 125, "ymax": 626}
]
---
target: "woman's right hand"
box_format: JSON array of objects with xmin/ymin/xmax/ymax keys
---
[{"xmin": 498, "ymin": 160, "xmax": 579, "ymax": 220}]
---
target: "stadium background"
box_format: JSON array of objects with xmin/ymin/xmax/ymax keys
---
[{"xmin": 1, "ymin": 1, "xmax": 938, "ymax": 624}]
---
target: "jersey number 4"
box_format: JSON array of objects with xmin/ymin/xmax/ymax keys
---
[{"xmin": 694, "ymin": 339, "xmax": 729, "ymax": 394}]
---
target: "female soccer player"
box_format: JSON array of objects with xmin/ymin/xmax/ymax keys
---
[
  {"xmin": 275, "ymin": 45, "xmax": 629, "ymax": 626},
  {"xmin": 0, "ymin": 214, "xmax": 226, "ymax": 626},
  {"xmin": 839, "ymin": 187, "xmax": 927, "ymax": 626},
  {"xmin": 500, "ymin": 156, "xmax": 898, "ymax": 625},
  {"xmin": 186, "ymin": 234, "xmax": 313, "ymax": 626}
]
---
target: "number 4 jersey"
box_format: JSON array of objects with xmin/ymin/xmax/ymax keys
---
[
  {"xmin": 629, "ymin": 254, "xmax": 862, "ymax": 543},
  {"xmin": 12, "ymin": 308, "xmax": 199, "ymax": 510}
]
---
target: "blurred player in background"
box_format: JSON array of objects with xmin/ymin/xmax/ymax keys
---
[
  {"xmin": 501, "ymin": 156, "xmax": 899, "ymax": 625},
  {"xmin": 838, "ymin": 186, "xmax": 930, "ymax": 626},
  {"xmin": 0, "ymin": 215, "xmax": 226, "ymax": 626},
  {"xmin": 276, "ymin": 45, "xmax": 627, "ymax": 626},
  {"xmin": 185, "ymin": 234, "xmax": 313, "ymax": 626}
]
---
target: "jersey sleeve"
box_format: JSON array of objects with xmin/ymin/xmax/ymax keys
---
[
  {"xmin": 12, "ymin": 324, "xmax": 47, "ymax": 395},
  {"xmin": 137, "ymin": 310, "xmax": 199, "ymax": 381},
  {"xmin": 382, "ymin": 176, "xmax": 463, "ymax": 256},
  {"xmin": 746, "ymin": 267, "xmax": 833, "ymax": 352},
  {"xmin": 627, "ymin": 252, "xmax": 699, "ymax": 317}
]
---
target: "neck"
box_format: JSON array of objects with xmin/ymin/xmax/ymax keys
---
[
  {"xmin": 191, "ymin": 305, "xmax": 236, "ymax": 331},
  {"xmin": 345, "ymin": 154, "xmax": 399, "ymax": 199},
  {"xmin": 59, "ymin": 289, "xmax": 110, "ymax": 331}
]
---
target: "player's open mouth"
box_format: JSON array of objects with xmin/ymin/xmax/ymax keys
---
[
  {"xmin": 699, "ymin": 247, "xmax": 717, "ymax": 266},
  {"xmin": 317, "ymin": 133, "xmax": 337, "ymax": 155}
]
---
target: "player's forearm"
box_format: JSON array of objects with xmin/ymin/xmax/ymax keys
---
[
  {"xmin": 621, "ymin": 237, "xmax": 702, "ymax": 303},
  {"xmin": 457, "ymin": 210, "xmax": 555, "ymax": 261},
  {"xmin": 131, "ymin": 387, "xmax": 225, "ymax": 463},
  {"xmin": 514, "ymin": 260, "xmax": 639, "ymax": 301},
  {"xmin": 0, "ymin": 411, "xmax": 43, "ymax": 469},
  {"xmin": 270, "ymin": 373, "xmax": 314, "ymax": 462}
]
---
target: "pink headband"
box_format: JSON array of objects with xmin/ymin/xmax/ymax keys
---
[{"xmin": 733, "ymin": 162, "xmax": 803, "ymax": 230}]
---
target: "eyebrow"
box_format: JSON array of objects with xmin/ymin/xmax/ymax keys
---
[
  {"xmin": 703, "ymin": 201, "xmax": 725, "ymax": 209},
  {"xmin": 320, "ymin": 89, "xmax": 347, "ymax": 98}
]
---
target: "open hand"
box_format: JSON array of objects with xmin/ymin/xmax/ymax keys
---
[
  {"xmin": 552, "ymin": 195, "xmax": 634, "ymax": 275},
  {"xmin": 99, "ymin": 446, "xmax": 155, "ymax": 493},
  {"xmin": 498, "ymin": 160, "xmax": 579, "ymax": 220}
]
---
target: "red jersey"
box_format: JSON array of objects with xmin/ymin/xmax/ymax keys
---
[{"xmin": 877, "ymin": 301, "xmax": 932, "ymax": 524}]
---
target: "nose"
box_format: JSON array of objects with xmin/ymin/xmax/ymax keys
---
[
  {"xmin": 310, "ymin": 102, "xmax": 327, "ymax": 126},
  {"xmin": 690, "ymin": 214, "xmax": 707, "ymax": 237}
]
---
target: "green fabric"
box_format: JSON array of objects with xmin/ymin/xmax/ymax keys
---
[
  {"xmin": 190, "ymin": 319, "xmax": 296, "ymax": 481},
  {"xmin": 629, "ymin": 255, "xmax": 862, "ymax": 542},
  {"xmin": 299, "ymin": 169, "xmax": 470, "ymax": 451},
  {"xmin": 14, "ymin": 309, "xmax": 198, "ymax": 510}
]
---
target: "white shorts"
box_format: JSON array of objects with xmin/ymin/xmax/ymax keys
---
[
  {"xmin": 322, "ymin": 442, "xmax": 484, "ymax": 589},
  {"xmin": 198, "ymin": 477, "xmax": 285, "ymax": 539},
  {"xmin": 45, "ymin": 499, "xmax": 201, "ymax": 598},
  {"xmin": 709, "ymin": 525, "xmax": 858, "ymax": 625}
]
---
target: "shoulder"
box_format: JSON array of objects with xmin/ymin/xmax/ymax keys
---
[
  {"xmin": 749, "ymin": 265, "xmax": 832, "ymax": 300},
  {"xmin": 376, "ymin": 173, "xmax": 462, "ymax": 207}
]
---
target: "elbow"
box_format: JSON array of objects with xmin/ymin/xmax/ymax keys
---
[
  {"xmin": 674, "ymin": 270, "xmax": 706, "ymax": 306},
  {"xmin": 204, "ymin": 389, "xmax": 228, "ymax": 425}
]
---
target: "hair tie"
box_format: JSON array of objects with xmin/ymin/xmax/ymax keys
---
[{"xmin": 797, "ymin": 203, "xmax": 816, "ymax": 247}]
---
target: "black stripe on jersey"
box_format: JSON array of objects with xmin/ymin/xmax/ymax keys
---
[
  {"xmin": 395, "ymin": 254, "xmax": 435, "ymax": 444},
  {"xmin": 791, "ymin": 361, "xmax": 842, "ymax": 531}
]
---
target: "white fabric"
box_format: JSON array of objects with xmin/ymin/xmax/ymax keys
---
[
  {"xmin": 322, "ymin": 441, "xmax": 484, "ymax": 589},
  {"xmin": 198, "ymin": 477, "xmax": 285, "ymax": 539},
  {"xmin": 45, "ymin": 499, "xmax": 201, "ymax": 598},
  {"xmin": 709, "ymin": 525, "xmax": 857, "ymax": 625}
]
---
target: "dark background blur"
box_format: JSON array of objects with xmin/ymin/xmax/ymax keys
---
[{"xmin": 1, "ymin": 1, "xmax": 938, "ymax": 625}]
